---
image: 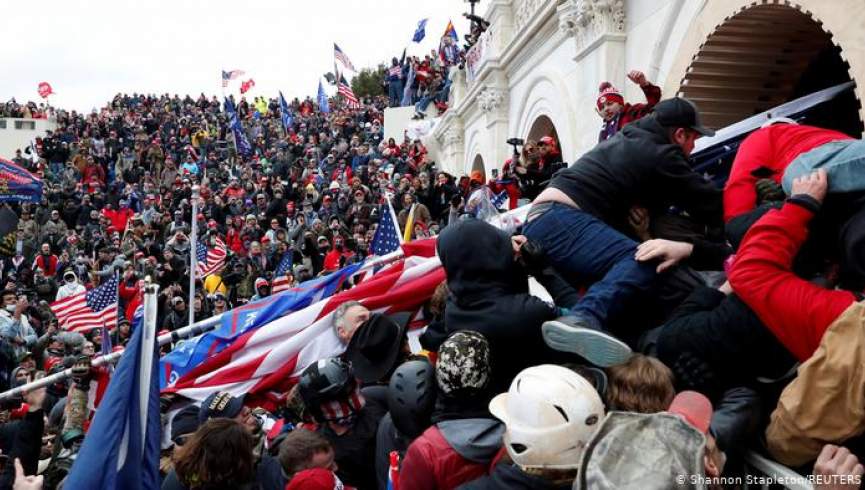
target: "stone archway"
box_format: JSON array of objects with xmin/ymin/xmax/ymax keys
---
[
  {"xmin": 526, "ymin": 115, "xmax": 562, "ymax": 154},
  {"xmin": 669, "ymin": 1, "xmax": 863, "ymax": 136},
  {"xmin": 471, "ymin": 154, "xmax": 486, "ymax": 180}
]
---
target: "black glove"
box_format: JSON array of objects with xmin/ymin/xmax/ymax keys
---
[{"xmin": 70, "ymin": 355, "xmax": 92, "ymax": 390}]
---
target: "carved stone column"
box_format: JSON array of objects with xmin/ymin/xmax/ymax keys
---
[
  {"xmin": 478, "ymin": 84, "xmax": 511, "ymax": 171},
  {"xmin": 557, "ymin": 0, "xmax": 626, "ymax": 61}
]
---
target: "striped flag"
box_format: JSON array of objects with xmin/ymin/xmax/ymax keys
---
[
  {"xmin": 271, "ymin": 253, "xmax": 294, "ymax": 294},
  {"xmin": 196, "ymin": 237, "xmax": 227, "ymax": 278},
  {"xmin": 334, "ymin": 43, "xmax": 356, "ymax": 72},
  {"xmin": 50, "ymin": 276, "xmax": 118, "ymax": 334},
  {"xmin": 337, "ymin": 75, "xmax": 360, "ymax": 108},
  {"xmin": 221, "ymin": 69, "xmax": 245, "ymax": 88},
  {"xmin": 371, "ymin": 200, "xmax": 402, "ymax": 256},
  {"xmin": 162, "ymin": 251, "xmax": 444, "ymax": 405}
]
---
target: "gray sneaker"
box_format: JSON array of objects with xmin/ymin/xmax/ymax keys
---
[{"xmin": 542, "ymin": 317, "xmax": 632, "ymax": 367}]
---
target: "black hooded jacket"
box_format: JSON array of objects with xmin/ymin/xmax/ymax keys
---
[{"xmin": 437, "ymin": 219, "xmax": 563, "ymax": 393}]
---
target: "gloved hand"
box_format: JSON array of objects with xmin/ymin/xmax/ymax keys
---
[
  {"xmin": 755, "ymin": 178, "xmax": 785, "ymax": 204},
  {"xmin": 70, "ymin": 356, "xmax": 92, "ymax": 391}
]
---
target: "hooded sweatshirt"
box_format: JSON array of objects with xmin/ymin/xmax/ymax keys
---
[{"xmin": 437, "ymin": 219, "xmax": 561, "ymax": 393}]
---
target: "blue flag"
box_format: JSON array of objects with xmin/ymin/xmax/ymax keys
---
[
  {"xmin": 412, "ymin": 18, "xmax": 428, "ymax": 43},
  {"xmin": 0, "ymin": 157, "xmax": 43, "ymax": 203},
  {"xmin": 65, "ymin": 304, "xmax": 160, "ymax": 490},
  {"xmin": 159, "ymin": 262, "xmax": 363, "ymax": 388},
  {"xmin": 279, "ymin": 91, "xmax": 293, "ymax": 132},
  {"xmin": 317, "ymin": 81, "xmax": 329, "ymax": 114},
  {"xmin": 224, "ymin": 97, "xmax": 252, "ymax": 157}
]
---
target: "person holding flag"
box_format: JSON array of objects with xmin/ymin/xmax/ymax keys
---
[{"xmin": 439, "ymin": 20, "xmax": 461, "ymax": 67}]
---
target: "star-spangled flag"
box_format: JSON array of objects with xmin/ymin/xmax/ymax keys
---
[
  {"xmin": 337, "ymin": 75, "xmax": 360, "ymax": 109},
  {"xmin": 371, "ymin": 201, "xmax": 402, "ymax": 256},
  {"xmin": 412, "ymin": 18, "xmax": 428, "ymax": 43},
  {"xmin": 196, "ymin": 237, "xmax": 227, "ymax": 278},
  {"xmin": 221, "ymin": 69, "xmax": 245, "ymax": 88},
  {"xmin": 271, "ymin": 253, "xmax": 294, "ymax": 294},
  {"xmin": 161, "ymin": 248, "xmax": 444, "ymax": 406},
  {"xmin": 334, "ymin": 43, "xmax": 357, "ymax": 73},
  {"xmin": 278, "ymin": 91, "xmax": 293, "ymax": 132},
  {"xmin": 50, "ymin": 276, "xmax": 118, "ymax": 334},
  {"xmin": 65, "ymin": 291, "xmax": 160, "ymax": 490},
  {"xmin": 159, "ymin": 262, "xmax": 361, "ymax": 389},
  {"xmin": 317, "ymin": 81, "xmax": 330, "ymax": 114}
]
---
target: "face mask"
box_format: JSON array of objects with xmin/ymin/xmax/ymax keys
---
[
  {"xmin": 5, "ymin": 305, "xmax": 16, "ymax": 313},
  {"xmin": 319, "ymin": 246, "xmax": 329, "ymax": 253}
]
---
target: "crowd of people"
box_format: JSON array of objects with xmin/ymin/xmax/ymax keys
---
[{"xmin": 0, "ymin": 59, "xmax": 864, "ymax": 490}]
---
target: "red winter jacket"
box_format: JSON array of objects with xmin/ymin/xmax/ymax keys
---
[
  {"xmin": 398, "ymin": 425, "xmax": 493, "ymax": 490},
  {"xmin": 723, "ymin": 125, "xmax": 851, "ymax": 222},
  {"xmin": 729, "ymin": 200, "xmax": 856, "ymax": 361},
  {"xmin": 102, "ymin": 207, "xmax": 134, "ymax": 233}
]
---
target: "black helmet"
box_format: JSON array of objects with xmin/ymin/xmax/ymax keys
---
[
  {"xmin": 387, "ymin": 359, "xmax": 437, "ymax": 439},
  {"xmin": 298, "ymin": 358, "xmax": 355, "ymax": 420}
]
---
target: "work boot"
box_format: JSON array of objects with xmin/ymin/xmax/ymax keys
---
[{"xmin": 542, "ymin": 315, "xmax": 632, "ymax": 367}]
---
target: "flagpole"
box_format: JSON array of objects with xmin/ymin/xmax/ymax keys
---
[
  {"xmin": 189, "ymin": 185, "xmax": 200, "ymax": 328},
  {"xmin": 387, "ymin": 197, "xmax": 404, "ymax": 245},
  {"xmin": 0, "ymin": 249, "xmax": 409, "ymax": 401}
]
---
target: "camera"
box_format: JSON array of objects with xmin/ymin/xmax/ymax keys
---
[{"xmin": 506, "ymin": 138, "xmax": 525, "ymax": 147}]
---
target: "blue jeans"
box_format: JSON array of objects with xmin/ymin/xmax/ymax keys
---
[
  {"xmin": 388, "ymin": 80, "xmax": 403, "ymax": 107},
  {"xmin": 524, "ymin": 203, "xmax": 656, "ymax": 328}
]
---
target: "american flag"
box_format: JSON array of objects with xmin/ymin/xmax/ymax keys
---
[
  {"xmin": 196, "ymin": 237, "xmax": 227, "ymax": 278},
  {"xmin": 50, "ymin": 276, "xmax": 118, "ymax": 334},
  {"xmin": 333, "ymin": 43, "xmax": 356, "ymax": 72},
  {"xmin": 221, "ymin": 69, "xmax": 245, "ymax": 88},
  {"xmin": 271, "ymin": 253, "xmax": 294, "ymax": 294},
  {"xmin": 371, "ymin": 201, "xmax": 402, "ymax": 256},
  {"xmin": 337, "ymin": 75, "xmax": 360, "ymax": 109},
  {"xmin": 162, "ymin": 250, "xmax": 444, "ymax": 405}
]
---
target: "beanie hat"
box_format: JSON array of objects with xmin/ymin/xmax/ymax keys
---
[
  {"xmin": 597, "ymin": 82, "xmax": 624, "ymax": 110},
  {"xmin": 436, "ymin": 331, "xmax": 491, "ymax": 397}
]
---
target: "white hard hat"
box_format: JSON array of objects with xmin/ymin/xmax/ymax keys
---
[{"xmin": 489, "ymin": 364, "xmax": 605, "ymax": 470}]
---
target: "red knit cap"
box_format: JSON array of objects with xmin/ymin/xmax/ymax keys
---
[{"xmin": 597, "ymin": 82, "xmax": 624, "ymax": 110}]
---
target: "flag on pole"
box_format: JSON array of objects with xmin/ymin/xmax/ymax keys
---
[
  {"xmin": 271, "ymin": 252, "xmax": 294, "ymax": 294},
  {"xmin": 240, "ymin": 79, "xmax": 255, "ymax": 94},
  {"xmin": 337, "ymin": 75, "xmax": 360, "ymax": 108},
  {"xmin": 317, "ymin": 81, "xmax": 330, "ymax": 114},
  {"xmin": 221, "ymin": 69, "xmax": 245, "ymax": 88},
  {"xmin": 443, "ymin": 20, "xmax": 458, "ymax": 41},
  {"xmin": 224, "ymin": 97, "xmax": 253, "ymax": 157},
  {"xmin": 159, "ymin": 263, "xmax": 361, "ymax": 388},
  {"xmin": 64, "ymin": 286, "xmax": 160, "ymax": 490},
  {"xmin": 402, "ymin": 203, "xmax": 417, "ymax": 243},
  {"xmin": 412, "ymin": 18, "xmax": 428, "ymax": 43},
  {"xmin": 278, "ymin": 91, "xmax": 293, "ymax": 132},
  {"xmin": 195, "ymin": 237, "xmax": 227, "ymax": 278},
  {"xmin": 333, "ymin": 43, "xmax": 357, "ymax": 72},
  {"xmin": 0, "ymin": 157, "xmax": 43, "ymax": 203},
  {"xmin": 162, "ymin": 251, "xmax": 444, "ymax": 405},
  {"xmin": 371, "ymin": 201, "xmax": 402, "ymax": 256},
  {"xmin": 50, "ymin": 276, "xmax": 118, "ymax": 334}
]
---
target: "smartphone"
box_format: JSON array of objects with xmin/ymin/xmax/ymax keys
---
[{"xmin": 491, "ymin": 169, "xmax": 499, "ymax": 178}]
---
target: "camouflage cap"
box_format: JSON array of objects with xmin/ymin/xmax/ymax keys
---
[{"xmin": 436, "ymin": 330, "xmax": 491, "ymax": 397}]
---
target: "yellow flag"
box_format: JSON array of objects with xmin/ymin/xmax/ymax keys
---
[{"xmin": 403, "ymin": 204, "xmax": 416, "ymax": 243}]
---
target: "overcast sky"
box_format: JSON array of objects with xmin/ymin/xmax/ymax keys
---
[{"xmin": 4, "ymin": 0, "xmax": 473, "ymax": 112}]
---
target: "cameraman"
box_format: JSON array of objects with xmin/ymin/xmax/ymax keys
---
[{"xmin": 512, "ymin": 137, "xmax": 564, "ymax": 201}]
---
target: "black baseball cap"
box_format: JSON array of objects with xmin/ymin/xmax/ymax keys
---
[
  {"xmin": 198, "ymin": 391, "xmax": 245, "ymax": 424},
  {"xmin": 652, "ymin": 98, "xmax": 715, "ymax": 137}
]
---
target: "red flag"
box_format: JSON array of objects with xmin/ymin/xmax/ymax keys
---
[
  {"xmin": 37, "ymin": 82, "xmax": 54, "ymax": 98},
  {"xmin": 240, "ymin": 79, "xmax": 255, "ymax": 94}
]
